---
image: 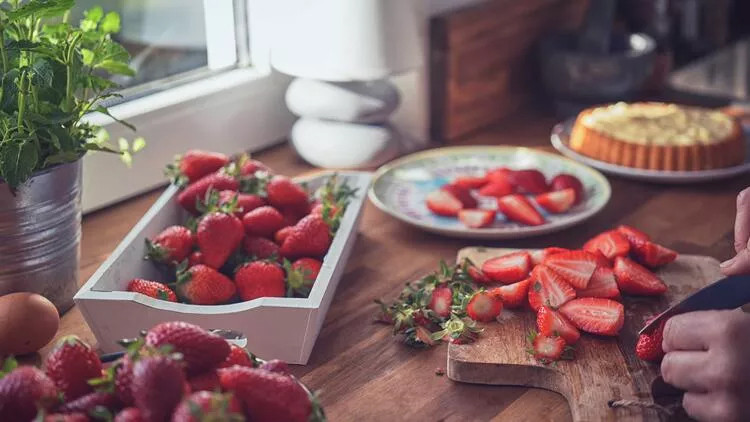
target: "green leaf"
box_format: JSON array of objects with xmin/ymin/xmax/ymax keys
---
[
  {"xmin": 93, "ymin": 106, "xmax": 135, "ymax": 131},
  {"xmin": 0, "ymin": 139, "xmax": 39, "ymax": 190},
  {"xmin": 118, "ymin": 137, "xmax": 128, "ymax": 152},
  {"xmin": 95, "ymin": 60, "xmax": 135, "ymax": 77},
  {"xmin": 100, "ymin": 12, "xmax": 121, "ymax": 34},
  {"xmin": 81, "ymin": 6, "xmax": 104, "ymax": 31},
  {"xmin": 30, "ymin": 58, "xmax": 54, "ymax": 87},
  {"xmin": 81, "ymin": 48, "xmax": 95, "ymax": 66},
  {"xmin": 120, "ymin": 150, "xmax": 132, "ymax": 167},
  {"xmin": 132, "ymin": 137, "xmax": 146, "ymax": 152},
  {"xmin": 7, "ymin": 0, "xmax": 75, "ymax": 19},
  {"xmin": 93, "ymin": 128, "xmax": 109, "ymax": 145}
]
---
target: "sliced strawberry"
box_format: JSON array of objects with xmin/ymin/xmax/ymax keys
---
[
  {"xmin": 591, "ymin": 250, "xmax": 612, "ymax": 268},
  {"xmin": 466, "ymin": 291, "xmax": 503, "ymax": 322},
  {"xmin": 441, "ymin": 184, "xmax": 478, "ymax": 209},
  {"xmin": 583, "ymin": 231, "xmax": 630, "ymax": 261},
  {"xmin": 535, "ymin": 189, "xmax": 575, "ymax": 214},
  {"xmin": 529, "ymin": 247, "xmax": 571, "ymax": 266},
  {"xmin": 532, "ymin": 265, "xmax": 576, "ymax": 309},
  {"xmin": 509, "ymin": 169, "xmax": 549, "ymax": 194},
  {"xmin": 454, "ymin": 175, "xmax": 488, "ymax": 189},
  {"xmin": 497, "ymin": 194, "xmax": 545, "ymax": 226},
  {"xmin": 488, "ymin": 278, "xmax": 530, "ymax": 308},
  {"xmin": 531, "ymin": 333, "xmax": 567, "ymax": 364},
  {"xmin": 631, "ymin": 240, "xmax": 678, "ymax": 268},
  {"xmin": 543, "ymin": 250, "xmax": 598, "ymax": 289},
  {"xmin": 576, "ymin": 267, "xmax": 620, "ymax": 299},
  {"xmin": 616, "ymin": 225, "xmax": 651, "ymax": 245},
  {"xmin": 458, "ymin": 209, "xmax": 496, "ymax": 229},
  {"xmin": 482, "ymin": 251, "xmax": 532, "ymax": 284},
  {"xmin": 636, "ymin": 317, "xmax": 667, "ymax": 362},
  {"xmin": 537, "ymin": 306, "xmax": 580, "ymax": 344},
  {"xmin": 478, "ymin": 181, "xmax": 513, "ymax": 198},
  {"xmin": 467, "ymin": 264, "xmax": 491, "ymax": 284},
  {"xmin": 559, "ymin": 297, "xmax": 624, "ymax": 336},
  {"xmin": 429, "ymin": 286, "xmax": 453, "ymax": 318},
  {"xmin": 486, "ymin": 167, "xmax": 513, "ymax": 186},
  {"xmin": 426, "ymin": 190, "xmax": 463, "ymax": 217},
  {"xmin": 613, "ymin": 256, "xmax": 667, "ymax": 296},
  {"xmin": 528, "ymin": 282, "xmax": 544, "ymax": 312},
  {"xmin": 550, "ymin": 174, "xmax": 585, "ymax": 204}
]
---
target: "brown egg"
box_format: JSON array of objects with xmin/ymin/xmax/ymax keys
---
[{"xmin": 0, "ymin": 292, "xmax": 60, "ymax": 356}]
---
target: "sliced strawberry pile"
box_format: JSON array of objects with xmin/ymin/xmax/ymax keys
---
[{"xmin": 424, "ymin": 169, "xmax": 587, "ymax": 229}]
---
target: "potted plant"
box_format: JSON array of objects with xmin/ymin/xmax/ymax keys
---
[{"xmin": 0, "ymin": 0, "xmax": 142, "ymax": 313}]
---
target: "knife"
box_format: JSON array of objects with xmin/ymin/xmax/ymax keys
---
[{"xmin": 639, "ymin": 274, "xmax": 750, "ymax": 335}]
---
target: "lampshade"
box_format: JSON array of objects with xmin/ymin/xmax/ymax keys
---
[{"xmin": 271, "ymin": 0, "xmax": 423, "ymax": 82}]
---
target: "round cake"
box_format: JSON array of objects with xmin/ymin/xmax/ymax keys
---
[{"xmin": 569, "ymin": 102, "xmax": 745, "ymax": 171}]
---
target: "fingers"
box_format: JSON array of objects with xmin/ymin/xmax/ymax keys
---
[
  {"xmin": 733, "ymin": 187, "xmax": 750, "ymax": 253},
  {"xmin": 662, "ymin": 311, "xmax": 721, "ymax": 352},
  {"xmin": 721, "ymin": 248, "xmax": 750, "ymax": 276},
  {"xmin": 661, "ymin": 351, "xmax": 711, "ymax": 392},
  {"xmin": 683, "ymin": 392, "xmax": 744, "ymax": 422}
]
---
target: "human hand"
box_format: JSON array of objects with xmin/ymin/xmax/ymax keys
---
[
  {"xmin": 721, "ymin": 187, "xmax": 750, "ymax": 275},
  {"xmin": 661, "ymin": 309, "xmax": 750, "ymax": 421}
]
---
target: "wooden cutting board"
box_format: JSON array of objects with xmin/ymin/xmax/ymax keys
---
[{"xmin": 448, "ymin": 247, "xmax": 723, "ymax": 422}]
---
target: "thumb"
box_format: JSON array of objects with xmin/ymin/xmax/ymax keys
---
[{"xmin": 721, "ymin": 248, "xmax": 750, "ymax": 276}]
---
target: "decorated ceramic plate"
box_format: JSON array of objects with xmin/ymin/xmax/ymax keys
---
[
  {"xmin": 368, "ymin": 146, "xmax": 611, "ymax": 239},
  {"xmin": 551, "ymin": 119, "xmax": 750, "ymax": 183}
]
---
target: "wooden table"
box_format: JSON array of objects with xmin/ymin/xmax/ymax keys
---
[{"xmin": 46, "ymin": 110, "xmax": 746, "ymax": 421}]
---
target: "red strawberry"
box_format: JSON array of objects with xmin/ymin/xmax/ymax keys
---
[
  {"xmin": 531, "ymin": 333, "xmax": 567, "ymax": 364},
  {"xmin": 537, "ymin": 306, "xmax": 580, "ymax": 344},
  {"xmin": 559, "ymin": 297, "xmax": 624, "ymax": 336},
  {"xmin": 114, "ymin": 408, "xmax": 143, "ymax": 422},
  {"xmin": 196, "ymin": 212, "xmax": 244, "ymax": 269},
  {"xmin": 583, "ymin": 231, "xmax": 630, "ymax": 261},
  {"xmin": 0, "ymin": 366, "xmax": 58, "ymax": 422},
  {"xmin": 274, "ymin": 226, "xmax": 293, "ymax": 245},
  {"xmin": 115, "ymin": 356, "xmax": 135, "ymax": 406},
  {"xmin": 286, "ymin": 258, "xmax": 323, "ymax": 296},
  {"xmin": 266, "ymin": 176, "xmax": 309, "ymax": 208},
  {"xmin": 172, "ymin": 391, "xmax": 244, "ymax": 422},
  {"xmin": 550, "ymin": 174, "xmax": 584, "ymax": 204},
  {"xmin": 218, "ymin": 366, "xmax": 312, "ymax": 422},
  {"xmin": 531, "ymin": 265, "xmax": 576, "ymax": 309},
  {"xmin": 145, "ymin": 225, "xmax": 193, "ymax": 265},
  {"xmin": 131, "ymin": 356, "xmax": 185, "ymax": 422},
  {"xmin": 235, "ymin": 261, "xmax": 286, "ymax": 301},
  {"xmin": 279, "ymin": 214, "xmax": 332, "ymax": 259},
  {"xmin": 576, "ymin": 267, "xmax": 620, "ymax": 299},
  {"xmin": 441, "ymin": 183, "xmax": 478, "ymax": 208},
  {"xmin": 636, "ymin": 318, "xmax": 667, "ymax": 362},
  {"xmin": 478, "ymin": 181, "xmax": 513, "ymax": 198},
  {"xmin": 176, "ymin": 264, "xmax": 237, "ymax": 305},
  {"xmin": 466, "ymin": 291, "xmax": 503, "ymax": 322},
  {"xmin": 259, "ymin": 359, "xmax": 291, "ymax": 375},
  {"xmin": 126, "ymin": 279, "xmax": 177, "ymax": 302},
  {"xmin": 631, "ymin": 240, "xmax": 678, "ymax": 268},
  {"xmin": 497, "ymin": 194, "xmax": 545, "ymax": 226},
  {"xmin": 458, "ymin": 209, "xmax": 496, "ymax": 229},
  {"xmin": 466, "ymin": 263, "xmax": 491, "ymax": 284},
  {"xmin": 44, "ymin": 413, "xmax": 89, "ymax": 422},
  {"xmin": 486, "ymin": 167, "xmax": 513, "ymax": 186},
  {"xmin": 454, "ymin": 175, "xmax": 488, "ymax": 189},
  {"xmin": 488, "ymin": 278, "xmax": 530, "ymax": 308},
  {"xmin": 543, "ymin": 250, "xmax": 598, "ymax": 289},
  {"xmin": 218, "ymin": 190, "xmax": 266, "ymax": 217},
  {"xmin": 428, "ymin": 286, "xmax": 453, "ymax": 318},
  {"xmin": 44, "ymin": 336, "xmax": 102, "ymax": 401},
  {"xmin": 188, "ymin": 370, "xmax": 221, "ymax": 393},
  {"xmin": 145, "ymin": 321, "xmax": 231, "ymax": 376},
  {"xmin": 529, "ymin": 247, "xmax": 570, "ymax": 266},
  {"xmin": 188, "ymin": 251, "xmax": 203, "ymax": 267},
  {"xmin": 243, "ymin": 206, "xmax": 285, "ymax": 238},
  {"xmin": 240, "ymin": 158, "xmax": 271, "ymax": 176},
  {"xmin": 425, "ymin": 189, "xmax": 463, "ymax": 216},
  {"xmin": 173, "ymin": 150, "xmax": 230, "ymax": 184},
  {"xmin": 482, "ymin": 251, "xmax": 532, "ymax": 284},
  {"xmin": 591, "ymin": 250, "xmax": 612, "ymax": 268},
  {"xmin": 535, "ymin": 188, "xmax": 575, "ymax": 213},
  {"xmin": 509, "ymin": 169, "xmax": 548, "ymax": 194},
  {"xmin": 613, "ymin": 256, "xmax": 667, "ymax": 295},
  {"xmin": 616, "ymin": 224, "xmax": 650, "ymax": 245},
  {"xmin": 178, "ymin": 173, "xmax": 239, "ymax": 215},
  {"xmin": 528, "ymin": 283, "xmax": 544, "ymax": 312},
  {"xmin": 219, "ymin": 345, "xmax": 254, "ymax": 368},
  {"xmin": 57, "ymin": 391, "xmax": 118, "ymax": 414},
  {"xmin": 243, "ymin": 236, "xmax": 280, "ymax": 260}
]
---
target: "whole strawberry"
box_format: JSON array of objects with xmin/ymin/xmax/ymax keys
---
[
  {"xmin": 44, "ymin": 336, "xmax": 102, "ymax": 401},
  {"xmin": 114, "ymin": 407, "xmax": 144, "ymax": 422},
  {"xmin": 188, "ymin": 251, "xmax": 203, "ymax": 267},
  {"xmin": 235, "ymin": 261, "xmax": 285, "ymax": 301},
  {"xmin": 219, "ymin": 345, "xmax": 255, "ymax": 368},
  {"xmin": 145, "ymin": 321, "xmax": 231, "ymax": 375},
  {"xmin": 175, "ymin": 264, "xmax": 237, "ymax": 305},
  {"xmin": 115, "ymin": 356, "xmax": 135, "ymax": 406},
  {"xmin": 178, "ymin": 173, "xmax": 239, "ymax": 215},
  {"xmin": 127, "ymin": 279, "xmax": 177, "ymax": 302},
  {"xmin": 58, "ymin": 391, "xmax": 118, "ymax": 414},
  {"xmin": 279, "ymin": 203, "xmax": 312, "ymax": 227},
  {"xmin": 131, "ymin": 356, "xmax": 185, "ymax": 422},
  {"xmin": 274, "ymin": 226, "xmax": 293, "ymax": 245},
  {"xmin": 171, "ymin": 391, "xmax": 244, "ymax": 422},
  {"xmin": 218, "ymin": 190, "xmax": 266, "ymax": 217},
  {"xmin": 266, "ymin": 176, "xmax": 309, "ymax": 208},
  {"xmin": 188, "ymin": 370, "xmax": 221, "ymax": 392},
  {"xmin": 259, "ymin": 359, "xmax": 290, "ymax": 375},
  {"xmin": 240, "ymin": 158, "xmax": 271, "ymax": 176},
  {"xmin": 635, "ymin": 318, "xmax": 667, "ymax": 362},
  {"xmin": 218, "ymin": 366, "xmax": 311, "ymax": 422},
  {"xmin": 285, "ymin": 258, "xmax": 322, "ymax": 297},
  {"xmin": 197, "ymin": 212, "xmax": 244, "ymax": 269},
  {"xmin": 169, "ymin": 150, "xmax": 230, "ymax": 184},
  {"xmin": 242, "ymin": 206, "xmax": 285, "ymax": 238},
  {"xmin": 145, "ymin": 226, "xmax": 193, "ymax": 265},
  {"xmin": 44, "ymin": 413, "xmax": 89, "ymax": 422},
  {"xmin": 0, "ymin": 366, "xmax": 59, "ymax": 422},
  {"xmin": 279, "ymin": 214, "xmax": 331, "ymax": 259}
]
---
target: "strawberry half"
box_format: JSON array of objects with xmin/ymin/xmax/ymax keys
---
[
  {"xmin": 486, "ymin": 168, "xmax": 513, "ymax": 186},
  {"xmin": 531, "ymin": 265, "xmax": 576, "ymax": 309},
  {"xmin": 481, "ymin": 251, "xmax": 532, "ymax": 284},
  {"xmin": 535, "ymin": 188, "xmax": 575, "ymax": 213},
  {"xmin": 429, "ymin": 286, "xmax": 453, "ymax": 318},
  {"xmin": 537, "ymin": 306, "xmax": 580, "ymax": 344},
  {"xmin": 478, "ymin": 181, "xmax": 513, "ymax": 198},
  {"xmin": 529, "ymin": 247, "xmax": 570, "ymax": 266},
  {"xmin": 636, "ymin": 318, "xmax": 667, "ymax": 362},
  {"xmin": 458, "ymin": 209, "xmax": 496, "ymax": 229},
  {"xmin": 466, "ymin": 262, "xmax": 491, "ymax": 284},
  {"xmin": 616, "ymin": 224, "xmax": 651, "ymax": 245},
  {"xmin": 454, "ymin": 175, "xmax": 488, "ymax": 189},
  {"xmin": 509, "ymin": 169, "xmax": 549, "ymax": 194},
  {"xmin": 613, "ymin": 256, "xmax": 667, "ymax": 295},
  {"xmin": 441, "ymin": 184, "xmax": 478, "ymax": 209},
  {"xmin": 531, "ymin": 333, "xmax": 567, "ymax": 364},
  {"xmin": 497, "ymin": 194, "xmax": 545, "ymax": 226},
  {"xmin": 631, "ymin": 240, "xmax": 678, "ymax": 268},
  {"xmin": 549, "ymin": 174, "xmax": 585, "ymax": 204},
  {"xmin": 576, "ymin": 267, "xmax": 620, "ymax": 299},
  {"xmin": 543, "ymin": 250, "xmax": 598, "ymax": 289},
  {"xmin": 488, "ymin": 278, "xmax": 530, "ymax": 308},
  {"xmin": 583, "ymin": 230, "xmax": 630, "ymax": 261},
  {"xmin": 559, "ymin": 297, "xmax": 624, "ymax": 336},
  {"xmin": 466, "ymin": 291, "xmax": 503, "ymax": 322},
  {"xmin": 425, "ymin": 189, "xmax": 463, "ymax": 217}
]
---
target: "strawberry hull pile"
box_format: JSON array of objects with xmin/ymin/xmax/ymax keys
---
[
  {"xmin": 0, "ymin": 321, "xmax": 324, "ymax": 422},
  {"xmin": 425, "ymin": 168, "xmax": 585, "ymax": 229},
  {"xmin": 125, "ymin": 150, "xmax": 356, "ymax": 305},
  {"xmin": 376, "ymin": 225, "xmax": 678, "ymax": 364}
]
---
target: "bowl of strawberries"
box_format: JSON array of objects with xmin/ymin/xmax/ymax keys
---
[{"xmin": 75, "ymin": 151, "xmax": 372, "ymax": 364}]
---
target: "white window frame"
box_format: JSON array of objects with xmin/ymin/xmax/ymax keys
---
[{"xmin": 80, "ymin": 0, "xmax": 295, "ymax": 213}]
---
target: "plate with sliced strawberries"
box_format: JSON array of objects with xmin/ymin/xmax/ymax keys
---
[{"xmin": 368, "ymin": 146, "xmax": 611, "ymax": 239}]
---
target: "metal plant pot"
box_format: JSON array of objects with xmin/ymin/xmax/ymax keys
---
[{"xmin": 0, "ymin": 160, "xmax": 82, "ymax": 313}]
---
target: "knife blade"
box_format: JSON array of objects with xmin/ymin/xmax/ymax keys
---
[{"xmin": 639, "ymin": 274, "xmax": 750, "ymax": 335}]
